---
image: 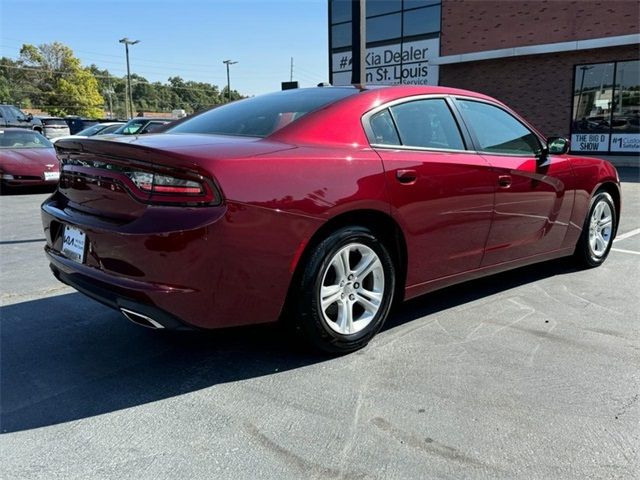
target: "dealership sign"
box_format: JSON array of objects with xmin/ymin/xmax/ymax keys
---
[
  {"xmin": 610, "ymin": 133, "xmax": 640, "ymax": 153},
  {"xmin": 570, "ymin": 133, "xmax": 610, "ymax": 152},
  {"xmin": 571, "ymin": 132, "xmax": 640, "ymax": 153},
  {"xmin": 331, "ymin": 38, "xmax": 439, "ymax": 86}
]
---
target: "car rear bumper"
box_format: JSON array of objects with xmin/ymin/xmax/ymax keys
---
[
  {"xmin": 41, "ymin": 193, "xmax": 319, "ymax": 330},
  {"xmin": 48, "ymin": 250, "xmax": 192, "ymax": 330}
]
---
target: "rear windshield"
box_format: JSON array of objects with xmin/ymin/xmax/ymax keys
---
[
  {"xmin": 113, "ymin": 119, "xmax": 147, "ymax": 135},
  {"xmin": 167, "ymin": 88, "xmax": 358, "ymax": 138},
  {"xmin": 76, "ymin": 123, "xmax": 116, "ymax": 136},
  {"xmin": 0, "ymin": 130, "xmax": 53, "ymax": 148}
]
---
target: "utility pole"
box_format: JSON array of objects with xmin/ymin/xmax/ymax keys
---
[
  {"xmin": 104, "ymin": 71, "xmax": 114, "ymax": 119},
  {"xmin": 223, "ymin": 59, "xmax": 238, "ymax": 103},
  {"xmin": 119, "ymin": 37, "xmax": 140, "ymax": 119},
  {"xmin": 351, "ymin": 0, "xmax": 366, "ymax": 85},
  {"xmin": 290, "ymin": 57, "xmax": 294, "ymax": 82}
]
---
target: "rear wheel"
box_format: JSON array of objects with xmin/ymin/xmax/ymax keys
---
[
  {"xmin": 575, "ymin": 191, "xmax": 616, "ymax": 267},
  {"xmin": 292, "ymin": 226, "xmax": 395, "ymax": 354}
]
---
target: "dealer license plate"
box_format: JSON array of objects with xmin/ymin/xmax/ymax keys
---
[
  {"xmin": 61, "ymin": 226, "xmax": 86, "ymax": 263},
  {"xmin": 44, "ymin": 171, "xmax": 60, "ymax": 181}
]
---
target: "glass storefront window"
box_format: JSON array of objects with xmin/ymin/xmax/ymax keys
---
[
  {"xmin": 332, "ymin": 22, "xmax": 352, "ymax": 48},
  {"xmin": 611, "ymin": 60, "xmax": 640, "ymax": 153},
  {"xmin": 571, "ymin": 61, "xmax": 640, "ymax": 154},
  {"xmin": 403, "ymin": 5, "xmax": 441, "ymax": 36},
  {"xmin": 366, "ymin": 12, "xmax": 401, "ymax": 43},
  {"xmin": 366, "ymin": 0, "xmax": 402, "ymax": 17},
  {"xmin": 331, "ymin": 0, "xmax": 351, "ymax": 24},
  {"xmin": 404, "ymin": 0, "xmax": 441, "ymax": 9}
]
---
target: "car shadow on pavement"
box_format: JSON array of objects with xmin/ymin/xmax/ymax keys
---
[
  {"xmin": 0, "ymin": 185, "xmax": 56, "ymax": 196},
  {"xmin": 1, "ymin": 258, "xmax": 581, "ymax": 434}
]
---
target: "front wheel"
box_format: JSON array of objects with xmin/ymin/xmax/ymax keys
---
[
  {"xmin": 292, "ymin": 226, "xmax": 396, "ymax": 354},
  {"xmin": 575, "ymin": 191, "xmax": 617, "ymax": 267}
]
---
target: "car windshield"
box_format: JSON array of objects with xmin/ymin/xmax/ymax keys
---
[
  {"xmin": 167, "ymin": 87, "xmax": 358, "ymax": 138},
  {"xmin": 0, "ymin": 130, "xmax": 53, "ymax": 148}
]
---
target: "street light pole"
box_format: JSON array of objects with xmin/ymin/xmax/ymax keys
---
[
  {"xmin": 223, "ymin": 59, "xmax": 238, "ymax": 103},
  {"xmin": 119, "ymin": 37, "xmax": 140, "ymax": 119}
]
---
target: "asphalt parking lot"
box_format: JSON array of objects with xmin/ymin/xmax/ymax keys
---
[{"xmin": 1, "ymin": 170, "xmax": 639, "ymax": 480}]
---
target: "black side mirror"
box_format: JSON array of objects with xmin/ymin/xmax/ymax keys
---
[
  {"xmin": 26, "ymin": 113, "xmax": 33, "ymax": 121},
  {"xmin": 546, "ymin": 136, "xmax": 570, "ymax": 155}
]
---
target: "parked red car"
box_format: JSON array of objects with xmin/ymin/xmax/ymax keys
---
[
  {"xmin": 1, "ymin": 128, "xmax": 59, "ymax": 191},
  {"xmin": 42, "ymin": 86, "xmax": 620, "ymax": 353}
]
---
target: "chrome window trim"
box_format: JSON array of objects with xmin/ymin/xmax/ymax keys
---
[{"xmin": 369, "ymin": 143, "xmax": 472, "ymax": 154}]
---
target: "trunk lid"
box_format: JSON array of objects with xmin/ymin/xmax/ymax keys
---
[{"xmin": 54, "ymin": 133, "xmax": 293, "ymax": 221}]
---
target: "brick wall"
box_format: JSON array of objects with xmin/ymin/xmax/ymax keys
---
[
  {"xmin": 441, "ymin": 0, "xmax": 639, "ymax": 56},
  {"xmin": 439, "ymin": 45, "xmax": 639, "ymax": 136}
]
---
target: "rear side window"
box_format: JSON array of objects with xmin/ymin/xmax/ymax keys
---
[
  {"xmin": 369, "ymin": 109, "xmax": 400, "ymax": 145},
  {"xmin": 457, "ymin": 100, "xmax": 541, "ymax": 155},
  {"xmin": 388, "ymin": 99, "xmax": 465, "ymax": 150},
  {"xmin": 167, "ymin": 88, "xmax": 358, "ymax": 138}
]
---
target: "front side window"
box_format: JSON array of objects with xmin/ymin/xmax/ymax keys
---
[
  {"xmin": 388, "ymin": 98, "xmax": 465, "ymax": 150},
  {"xmin": 9, "ymin": 106, "xmax": 26, "ymax": 118},
  {"xmin": 457, "ymin": 100, "xmax": 541, "ymax": 155}
]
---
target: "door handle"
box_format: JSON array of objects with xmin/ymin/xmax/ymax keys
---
[
  {"xmin": 396, "ymin": 169, "xmax": 417, "ymax": 184},
  {"xmin": 498, "ymin": 175, "xmax": 512, "ymax": 188}
]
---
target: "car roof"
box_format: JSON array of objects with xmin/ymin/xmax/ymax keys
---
[{"xmin": 269, "ymin": 85, "xmax": 508, "ymax": 146}]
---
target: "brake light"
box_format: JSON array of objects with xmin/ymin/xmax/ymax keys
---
[{"xmin": 125, "ymin": 170, "xmax": 219, "ymax": 205}]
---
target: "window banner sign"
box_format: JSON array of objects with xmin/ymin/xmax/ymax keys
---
[
  {"xmin": 570, "ymin": 133, "xmax": 610, "ymax": 152},
  {"xmin": 331, "ymin": 38, "xmax": 440, "ymax": 87},
  {"xmin": 570, "ymin": 60, "xmax": 639, "ymax": 155},
  {"xmin": 610, "ymin": 133, "xmax": 640, "ymax": 153}
]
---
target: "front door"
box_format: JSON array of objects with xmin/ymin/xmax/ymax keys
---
[{"xmin": 454, "ymin": 99, "xmax": 574, "ymax": 265}]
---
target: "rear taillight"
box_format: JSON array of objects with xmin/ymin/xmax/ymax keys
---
[{"xmin": 125, "ymin": 170, "xmax": 219, "ymax": 205}]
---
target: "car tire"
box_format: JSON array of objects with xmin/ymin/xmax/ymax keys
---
[
  {"xmin": 292, "ymin": 226, "xmax": 396, "ymax": 354},
  {"xmin": 575, "ymin": 190, "xmax": 616, "ymax": 267}
]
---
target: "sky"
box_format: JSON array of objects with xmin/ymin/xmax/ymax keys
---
[{"xmin": 0, "ymin": 0, "xmax": 329, "ymax": 96}]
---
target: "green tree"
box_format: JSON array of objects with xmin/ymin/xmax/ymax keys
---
[{"xmin": 19, "ymin": 42, "xmax": 104, "ymax": 116}]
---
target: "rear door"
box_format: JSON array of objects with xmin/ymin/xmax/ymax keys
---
[
  {"xmin": 366, "ymin": 97, "xmax": 495, "ymax": 287},
  {"xmin": 453, "ymin": 98, "xmax": 574, "ymax": 266}
]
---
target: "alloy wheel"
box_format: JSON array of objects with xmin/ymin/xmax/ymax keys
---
[{"xmin": 319, "ymin": 242, "xmax": 385, "ymax": 335}]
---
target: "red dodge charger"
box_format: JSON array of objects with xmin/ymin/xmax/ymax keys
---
[{"xmin": 42, "ymin": 86, "xmax": 620, "ymax": 353}]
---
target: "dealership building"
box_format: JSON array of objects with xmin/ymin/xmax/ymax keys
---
[{"xmin": 328, "ymin": 0, "xmax": 640, "ymax": 156}]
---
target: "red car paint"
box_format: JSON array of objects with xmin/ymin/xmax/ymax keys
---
[
  {"xmin": 0, "ymin": 128, "xmax": 59, "ymax": 188},
  {"xmin": 41, "ymin": 86, "xmax": 620, "ymax": 330}
]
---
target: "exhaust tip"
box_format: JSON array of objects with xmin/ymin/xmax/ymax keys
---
[{"xmin": 120, "ymin": 308, "xmax": 165, "ymax": 329}]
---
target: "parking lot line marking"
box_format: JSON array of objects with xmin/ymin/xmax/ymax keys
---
[
  {"xmin": 614, "ymin": 228, "xmax": 640, "ymax": 243},
  {"xmin": 611, "ymin": 248, "xmax": 640, "ymax": 256}
]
